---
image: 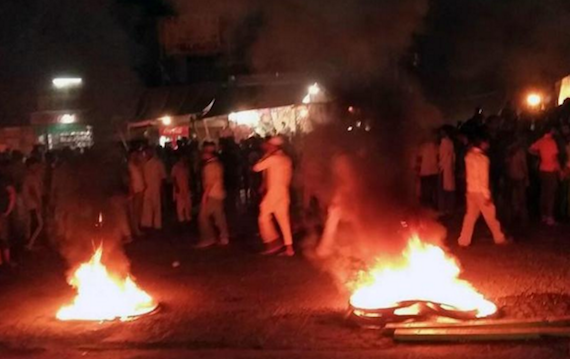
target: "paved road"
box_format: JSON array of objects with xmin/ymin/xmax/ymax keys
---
[{"xmin": 0, "ymin": 221, "xmax": 569, "ymax": 359}]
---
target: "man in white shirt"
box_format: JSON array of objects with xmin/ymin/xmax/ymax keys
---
[
  {"xmin": 458, "ymin": 135, "xmax": 508, "ymax": 247},
  {"xmin": 253, "ymin": 136, "xmax": 294, "ymax": 256},
  {"xmin": 141, "ymin": 148, "xmax": 167, "ymax": 230},
  {"xmin": 197, "ymin": 147, "xmax": 229, "ymax": 248}
]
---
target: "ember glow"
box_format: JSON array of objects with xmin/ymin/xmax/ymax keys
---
[
  {"xmin": 56, "ymin": 247, "xmax": 157, "ymax": 321},
  {"xmin": 350, "ymin": 235, "xmax": 497, "ymax": 318}
]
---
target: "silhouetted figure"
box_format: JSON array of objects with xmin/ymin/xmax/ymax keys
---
[{"xmin": 530, "ymin": 127, "xmax": 560, "ymax": 226}]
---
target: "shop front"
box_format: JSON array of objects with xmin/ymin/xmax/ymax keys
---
[{"xmin": 31, "ymin": 111, "xmax": 93, "ymax": 150}]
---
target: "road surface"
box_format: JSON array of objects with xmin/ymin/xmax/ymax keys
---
[{"xmin": 0, "ymin": 220, "xmax": 569, "ymax": 359}]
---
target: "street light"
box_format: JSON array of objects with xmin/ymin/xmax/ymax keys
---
[
  {"xmin": 160, "ymin": 116, "xmax": 172, "ymax": 126},
  {"xmin": 526, "ymin": 93, "xmax": 542, "ymax": 108},
  {"xmin": 52, "ymin": 78, "xmax": 83, "ymax": 89}
]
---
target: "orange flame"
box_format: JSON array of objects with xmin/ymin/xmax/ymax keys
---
[
  {"xmin": 56, "ymin": 247, "xmax": 157, "ymax": 321},
  {"xmin": 350, "ymin": 235, "xmax": 497, "ymax": 318}
]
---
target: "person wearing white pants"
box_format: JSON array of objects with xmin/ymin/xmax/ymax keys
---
[
  {"xmin": 315, "ymin": 153, "xmax": 357, "ymax": 258},
  {"xmin": 254, "ymin": 136, "xmax": 294, "ymax": 256},
  {"xmin": 458, "ymin": 136, "xmax": 507, "ymax": 247},
  {"xmin": 141, "ymin": 148, "xmax": 166, "ymax": 230}
]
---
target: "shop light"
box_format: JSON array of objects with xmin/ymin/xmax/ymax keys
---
[
  {"xmin": 303, "ymin": 83, "xmax": 321, "ymax": 104},
  {"xmin": 229, "ymin": 111, "xmax": 261, "ymax": 127},
  {"xmin": 60, "ymin": 114, "xmax": 76, "ymax": 124},
  {"xmin": 308, "ymin": 83, "xmax": 320, "ymax": 96},
  {"xmin": 53, "ymin": 78, "xmax": 83, "ymax": 89},
  {"xmin": 160, "ymin": 116, "xmax": 172, "ymax": 126}
]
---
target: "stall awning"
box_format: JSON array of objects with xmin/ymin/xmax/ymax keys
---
[
  {"xmin": 133, "ymin": 84, "xmax": 219, "ymax": 121},
  {"xmin": 133, "ymin": 77, "xmax": 331, "ymax": 122},
  {"xmin": 205, "ymin": 81, "xmax": 323, "ymax": 118}
]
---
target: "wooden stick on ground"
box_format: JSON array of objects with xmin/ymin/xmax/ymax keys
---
[
  {"xmin": 393, "ymin": 327, "xmax": 570, "ymax": 342},
  {"xmin": 384, "ymin": 316, "xmax": 570, "ymax": 335}
]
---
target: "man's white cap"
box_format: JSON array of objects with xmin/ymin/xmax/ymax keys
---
[{"xmin": 268, "ymin": 136, "xmax": 285, "ymax": 146}]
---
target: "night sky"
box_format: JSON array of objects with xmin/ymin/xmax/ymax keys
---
[{"xmin": 1, "ymin": 0, "xmax": 570, "ymax": 123}]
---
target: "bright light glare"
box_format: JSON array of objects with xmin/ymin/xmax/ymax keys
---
[
  {"xmin": 527, "ymin": 93, "xmax": 542, "ymax": 107},
  {"xmin": 229, "ymin": 111, "xmax": 261, "ymax": 127},
  {"xmin": 300, "ymin": 108, "xmax": 309, "ymax": 118},
  {"xmin": 160, "ymin": 116, "xmax": 172, "ymax": 126},
  {"xmin": 53, "ymin": 78, "xmax": 83, "ymax": 89},
  {"xmin": 303, "ymin": 83, "xmax": 321, "ymax": 104},
  {"xmin": 60, "ymin": 114, "xmax": 76, "ymax": 124},
  {"xmin": 308, "ymin": 83, "xmax": 320, "ymax": 96}
]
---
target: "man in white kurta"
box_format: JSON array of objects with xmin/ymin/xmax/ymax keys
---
[
  {"xmin": 253, "ymin": 137, "xmax": 294, "ymax": 256},
  {"xmin": 458, "ymin": 138, "xmax": 507, "ymax": 247},
  {"xmin": 141, "ymin": 149, "xmax": 166, "ymax": 230}
]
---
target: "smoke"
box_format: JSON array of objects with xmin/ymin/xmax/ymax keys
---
[
  {"xmin": 419, "ymin": 0, "xmax": 570, "ymax": 116},
  {"xmin": 172, "ymin": 0, "xmax": 445, "ymax": 291},
  {"xmin": 301, "ymin": 87, "xmax": 444, "ymax": 288},
  {"xmin": 0, "ymin": 0, "xmax": 159, "ymax": 127},
  {"xmin": 250, "ymin": 0, "xmax": 428, "ymax": 79},
  {"xmin": 171, "ymin": 0, "xmax": 429, "ymax": 82},
  {"xmin": 52, "ymin": 146, "xmax": 131, "ymax": 278}
]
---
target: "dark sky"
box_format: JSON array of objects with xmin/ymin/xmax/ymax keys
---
[
  {"xmin": 1, "ymin": 0, "xmax": 570, "ymax": 123},
  {"xmin": 418, "ymin": 0, "xmax": 570, "ymax": 117}
]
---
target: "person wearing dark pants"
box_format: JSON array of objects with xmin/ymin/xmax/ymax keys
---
[
  {"xmin": 196, "ymin": 146, "xmax": 229, "ymax": 248},
  {"xmin": 420, "ymin": 175, "xmax": 438, "ymax": 209},
  {"xmin": 540, "ymin": 172, "xmax": 558, "ymax": 224},
  {"xmin": 530, "ymin": 128, "xmax": 560, "ymax": 226},
  {"xmin": 417, "ymin": 135, "xmax": 439, "ymax": 210},
  {"xmin": 506, "ymin": 140, "xmax": 529, "ymax": 222}
]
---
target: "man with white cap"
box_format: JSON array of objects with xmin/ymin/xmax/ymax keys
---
[{"xmin": 253, "ymin": 136, "xmax": 294, "ymax": 256}]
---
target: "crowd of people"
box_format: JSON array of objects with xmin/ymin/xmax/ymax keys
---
[
  {"xmin": 1, "ymin": 101, "xmax": 570, "ymax": 268},
  {"xmin": 417, "ymin": 103, "xmax": 570, "ymax": 246},
  {"xmin": 0, "ymin": 134, "xmax": 301, "ymax": 268}
]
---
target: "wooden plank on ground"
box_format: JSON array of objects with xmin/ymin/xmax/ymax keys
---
[
  {"xmin": 394, "ymin": 327, "xmax": 570, "ymax": 342},
  {"xmin": 385, "ymin": 316, "xmax": 570, "ymax": 333}
]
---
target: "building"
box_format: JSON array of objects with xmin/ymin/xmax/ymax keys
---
[{"xmin": 128, "ymin": 74, "xmax": 332, "ymax": 146}]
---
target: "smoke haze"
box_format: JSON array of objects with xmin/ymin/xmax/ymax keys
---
[
  {"xmin": 173, "ymin": 0, "xmax": 429, "ymax": 82},
  {"xmin": 53, "ymin": 146, "xmax": 131, "ymax": 278}
]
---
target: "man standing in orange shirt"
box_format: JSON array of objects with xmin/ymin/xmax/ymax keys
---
[{"xmin": 530, "ymin": 127, "xmax": 561, "ymax": 226}]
